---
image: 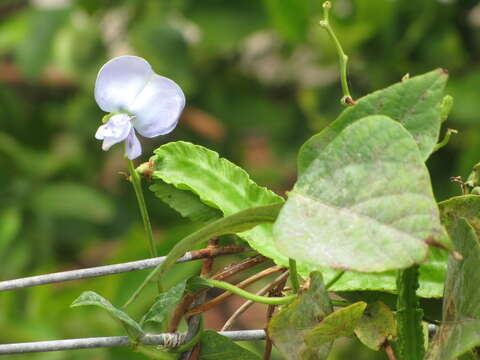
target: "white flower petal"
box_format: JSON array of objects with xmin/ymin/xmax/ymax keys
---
[
  {"xmin": 95, "ymin": 114, "xmax": 132, "ymax": 151},
  {"xmin": 125, "ymin": 128, "xmax": 142, "ymax": 160},
  {"xmin": 128, "ymin": 74, "xmax": 185, "ymax": 138},
  {"xmin": 95, "ymin": 124, "xmax": 107, "ymax": 140},
  {"xmin": 94, "ymin": 56, "xmax": 154, "ymax": 113}
]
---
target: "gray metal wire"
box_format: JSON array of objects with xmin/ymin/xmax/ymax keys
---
[
  {"xmin": 0, "ymin": 330, "xmax": 266, "ymax": 355},
  {"xmin": 0, "ymin": 248, "xmax": 248, "ymax": 292}
]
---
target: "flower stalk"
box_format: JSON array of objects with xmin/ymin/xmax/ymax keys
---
[{"xmin": 127, "ymin": 158, "xmax": 157, "ymax": 258}]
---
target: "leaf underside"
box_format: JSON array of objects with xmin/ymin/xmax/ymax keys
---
[{"xmin": 149, "ymin": 180, "xmax": 222, "ymax": 223}]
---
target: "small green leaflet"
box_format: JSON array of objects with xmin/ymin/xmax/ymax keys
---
[
  {"xmin": 354, "ymin": 301, "xmax": 396, "ymax": 351},
  {"xmin": 303, "ymin": 302, "xmax": 367, "ymax": 360},
  {"xmin": 199, "ymin": 331, "xmax": 261, "ymax": 359},
  {"xmin": 268, "ymin": 272, "xmax": 333, "ymax": 360},
  {"xmin": 140, "ymin": 281, "xmax": 186, "ymax": 327},
  {"xmin": 298, "ymin": 69, "xmax": 448, "ymax": 173},
  {"xmin": 71, "ymin": 291, "xmax": 143, "ymax": 340},
  {"xmin": 274, "ymin": 115, "xmax": 451, "ymax": 272}
]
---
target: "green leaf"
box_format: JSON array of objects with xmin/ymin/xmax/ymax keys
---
[
  {"xmin": 354, "ymin": 301, "xmax": 396, "ymax": 351},
  {"xmin": 303, "ymin": 302, "xmax": 367, "ymax": 360},
  {"xmin": 268, "ymin": 272, "xmax": 333, "ymax": 360},
  {"xmin": 426, "ymin": 218, "xmax": 480, "ymax": 360},
  {"xmin": 140, "ymin": 281, "xmax": 186, "ymax": 327},
  {"xmin": 330, "ymin": 195, "xmax": 480, "ymax": 298},
  {"xmin": 274, "ymin": 115, "xmax": 451, "ymax": 272},
  {"xmin": 439, "ymin": 195, "xmax": 480, "ymax": 227},
  {"xmin": 425, "ymin": 196, "xmax": 480, "ymax": 359},
  {"xmin": 125, "ymin": 203, "xmax": 283, "ymax": 306},
  {"xmin": 71, "ymin": 291, "xmax": 143, "ymax": 339},
  {"xmin": 199, "ymin": 330, "xmax": 261, "ymax": 359},
  {"xmin": 329, "ymin": 246, "xmax": 447, "ymax": 298},
  {"xmin": 299, "ymin": 69, "xmax": 448, "ymax": 173},
  {"xmin": 396, "ymin": 266, "xmax": 425, "ymax": 360},
  {"xmin": 31, "ymin": 183, "xmax": 114, "ymax": 224},
  {"xmin": 150, "ymin": 141, "xmax": 286, "ymax": 265},
  {"xmin": 149, "ymin": 180, "xmax": 222, "ymax": 223}
]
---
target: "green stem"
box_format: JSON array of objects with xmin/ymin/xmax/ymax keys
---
[
  {"xmin": 319, "ymin": 1, "xmax": 354, "ymax": 106},
  {"xmin": 433, "ymin": 128, "xmax": 457, "ymax": 153},
  {"xmin": 326, "ymin": 271, "xmax": 345, "ymax": 290},
  {"xmin": 396, "ymin": 266, "xmax": 424, "ymax": 360},
  {"xmin": 289, "ymin": 258, "xmax": 300, "ymax": 293},
  {"xmin": 127, "ymin": 159, "xmax": 157, "ymax": 258},
  {"xmin": 202, "ymin": 278, "xmax": 296, "ymax": 306}
]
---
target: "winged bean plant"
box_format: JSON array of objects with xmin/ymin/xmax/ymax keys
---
[{"xmin": 2, "ymin": 1, "xmax": 480, "ymax": 360}]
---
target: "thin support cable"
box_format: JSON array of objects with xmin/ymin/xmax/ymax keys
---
[
  {"xmin": 0, "ymin": 246, "xmax": 248, "ymax": 292},
  {"xmin": 0, "ymin": 330, "xmax": 266, "ymax": 355}
]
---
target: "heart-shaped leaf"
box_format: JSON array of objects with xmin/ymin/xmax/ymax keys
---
[
  {"xmin": 274, "ymin": 115, "xmax": 451, "ymax": 272},
  {"xmin": 299, "ymin": 69, "xmax": 448, "ymax": 173}
]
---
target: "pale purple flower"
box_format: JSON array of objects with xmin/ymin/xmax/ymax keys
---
[{"xmin": 94, "ymin": 56, "xmax": 185, "ymax": 159}]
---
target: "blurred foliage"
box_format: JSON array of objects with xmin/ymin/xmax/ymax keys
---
[{"xmin": 0, "ymin": 0, "xmax": 479, "ymax": 359}]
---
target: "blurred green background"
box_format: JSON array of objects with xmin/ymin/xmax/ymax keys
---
[{"xmin": 0, "ymin": 0, "xmax": 479, "ymax": 359}]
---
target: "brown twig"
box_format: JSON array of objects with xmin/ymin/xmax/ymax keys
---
[
  {"xmin": 384, "ymin": 341, "xmax": 397, "ymax": 360},
  {"xmin": 189, "ymin": 245, "xmax": 250, "ymax": 262},
  {"xmin": 221, "ymin": 271, "xmax": 290, "ymax": 331},
  {"xmin": 169, "ymin": 254, "xmax": 268, "ymax": 332},
  {"xmin": 185, "ymin": 266, "xmax": 285, "ymax": 317},
  {"xmin": 189, "ymin": 344, "xmax": 201, "ymax": 360},
  {"xmin": 200, "ymin": 238, "xmax": 219, "ymax": 278},
  {"xmin": 212, "ymin": 254, "xmax": 270, "ymax": 281},
  {"xmin": 264, "ymin": 274, "xmax": 288, "ymax": 360}
]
